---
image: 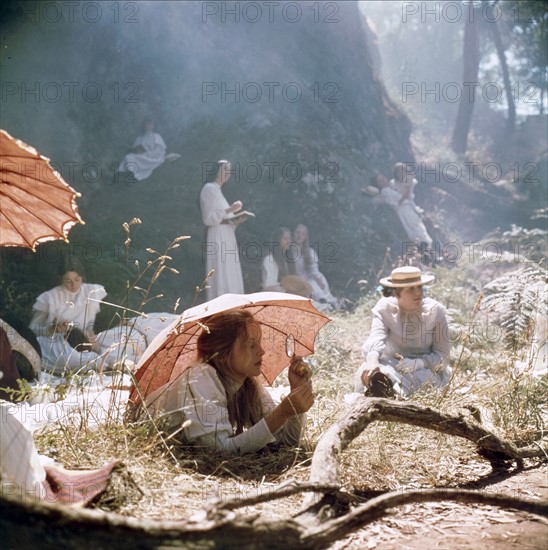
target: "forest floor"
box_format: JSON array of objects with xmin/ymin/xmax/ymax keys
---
[
  {"xmin": 29, "ymin": 257, "xmax": 547, "ymax": 549},
  {"xmin": 330, "ymin": 467, "xmax": 548, "ymax": 549}
]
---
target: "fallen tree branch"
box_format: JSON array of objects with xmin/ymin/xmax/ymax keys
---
[
  {"xmin": 308, "ymin": 396, "xmax": 547, "ymax": 493},
  {"xmin": 1, "ymin": 483, "xmax": 546, "ymax": 549},
  {"xmin": 1, "ymin": 397, "xmax": 546, "ymax": 548},
  {"xmin": 301, "ymin": 488, "xmax": 548, "ymax": 546}
]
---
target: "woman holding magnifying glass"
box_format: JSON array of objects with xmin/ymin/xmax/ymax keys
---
[{"xmin": 145, "ymin": 309, "xmax": 314, "ymax": 454}]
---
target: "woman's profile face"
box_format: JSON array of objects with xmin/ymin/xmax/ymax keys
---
[
  {"xmin": 62, "ymin": 271, "xmax": 83, "ymax": 293},
  {"xmin": 217, "ymin": 162, "xmax": 231, "ymax": 185},
  {"xmin": 397, "ymin": 285, "xmax": 423, "ymax": 311},
  {"xmin": 229, "ymin": 321, "xmax": 265, "ymax": 381}
]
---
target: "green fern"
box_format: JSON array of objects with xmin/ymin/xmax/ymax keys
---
[{"xmin": 481, "ymin": 267, "xmax": 547, "ymax": 354}]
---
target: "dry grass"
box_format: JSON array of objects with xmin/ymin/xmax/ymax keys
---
[{"xmin": 32, "ymin": 262, "xmax": 547, "ymax": 531}]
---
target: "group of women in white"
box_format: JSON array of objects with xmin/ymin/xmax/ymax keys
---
[
  {"xmin": 0, "ymin": 152, "xmax": 452, "ymax": 505},
  {"xmin": 200, "ymin": 160, "xmax": 339, "ymax": 309},
  {"xmin": 260, "ymin": 225, "xmax": 340, "ymax": 309}
]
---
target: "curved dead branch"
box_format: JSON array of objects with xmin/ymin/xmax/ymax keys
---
[
  {"xmin": 1, "ymin": 396, "xmax": 546, "ymax": 548},
  {"xmin": 1, "ymin": 483, "xmax": 546, "ymax": 550},
  {"xmin": 308, "ymin": 396, "xmax": 548, "ymax": 494},
  {"xmin": 301, "ymin": 488, "xmax": 548, "ymax": 546}
]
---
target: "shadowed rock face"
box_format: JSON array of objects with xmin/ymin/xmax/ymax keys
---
[{"xmin": 1, "ymin": 1, "xmax": 415, "ymax": 311}]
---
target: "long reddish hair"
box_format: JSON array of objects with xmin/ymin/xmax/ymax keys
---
[{"xmin": 197, "ymin": 310, "xmax": 263, "ymax": 434}]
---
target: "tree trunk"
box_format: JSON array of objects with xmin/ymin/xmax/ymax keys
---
[
  {"xmin": 451, "ymin": 6, "xmax": 482, "ymax": 154},
  {"xmin": 489, "ymin": 11, "xmax": 516, "ymax": 137}
]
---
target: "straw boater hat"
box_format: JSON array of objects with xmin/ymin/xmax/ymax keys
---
[{"xmin": 379, "ymin": 266, "xmax": 435, "ymax": 288}]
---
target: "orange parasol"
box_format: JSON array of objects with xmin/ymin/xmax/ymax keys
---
[
  {"xmin": 0, "ymin": 129, "xmax": 83, "ymax": 249},
  {"xmin": 129, "ymin": 292, "xmax": 331, "ymax": 405}
]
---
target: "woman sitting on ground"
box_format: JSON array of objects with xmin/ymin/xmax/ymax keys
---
[
  {"xmin": 29, "ymin": 257, "xmax": 145, "ymax": 376},
  {"xmin": 292, "ymin": 224, "xmax": 339, "ymax": 308},
  {"xmin": 261, "ymin": 227, "xmax": 312, "ymax": 298},
  {"xmin": 354, "ymin": 266, "xmax": 451, "ymax": 398},
  {"xmin": 145, "ymin": 310, "xmax": 314, "ymax": 454},
  {"xmin": 117, "ymin": 116, "xmax": 166, "ymax": 182}
]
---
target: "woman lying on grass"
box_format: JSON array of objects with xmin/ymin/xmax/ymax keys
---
[{"xmin": 145, "ymin": 310, "xmax": 314, "ymax": 454}]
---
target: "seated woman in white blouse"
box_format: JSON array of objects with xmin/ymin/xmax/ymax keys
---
[
  {"xmin": 29, "ymin": 257, "xmax": 146, "ymax": 376},
  {"xmin": 117, "ymin": 117, "xmax": 166, "ymax": 182},
  {"xmin": 261, "ymin": 227, "xmax": 312, "ymax": 298},
  {"xmin": 292, "ymin": 224, "xmax": 338, "ymax": 308},
  {"xmin": 355, "ymin": 266, "xmax": 452, "ymax": 398},
  {"xmin": 145, "ymin": 309, "xmax": 314, "ymax": 454}
]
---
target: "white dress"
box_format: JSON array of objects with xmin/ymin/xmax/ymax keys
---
[
  {"xmin": 118, "ymin": 131, "xmax": 166, "ymax": 181},
  {"xmin": 0, "ymin": 402, "xmax": 46, "ymax": 501},
  {"xmin": 355, "ymin": 296, "xmax": 452, "ymax": 397},
  {"xmin": 200, "ymin": 182, "xmax": 244, "ymax": 300},
  {"xmin": 381, "ymin": 182, "xmax": 433, "ymax": 246},
  {"xmin": 145, "ymin": 363, "xmax": 305, "ymax": 454},
  {"xmin": 261, "ymin": 254, "xmax": 285, "ymax": 292},
  {"xmin": 30, "ymin": 284, "xmax": 143, "ymax": 375},
  {"xmin": 293, "ymin": 248, "xmax": 337, "ymax": 305}
]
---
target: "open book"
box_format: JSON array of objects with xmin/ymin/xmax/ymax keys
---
[{"xmin": 226, "ymin": 210, "xmax": 256, "ymax": 223}]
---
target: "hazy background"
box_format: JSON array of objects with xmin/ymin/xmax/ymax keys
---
[{"xmin": 1, "ymin": 0, "xmax": 546, "ymax": 324}]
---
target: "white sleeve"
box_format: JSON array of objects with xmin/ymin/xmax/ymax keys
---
[
  {"xmin": 362, "ymin": 300, "xmax": 389, "ymax": 357},
  {"xmin": 30, "ymin": 308, "xmax": 50, "ymax": 337},
  {"xmin": 420, "ymin": 304, "xmax": 451, "ymax": 370},
  {"xmin": 308, "ymin": 249, "xmax": 322, "ymax": 279},
  {"xmin": 381, "ymin": 187, "xmax": 400, "ymax": 209},
  {"xmin": 0, "ymin": 403, "xmax": 46, "ymax": 500},
  {"xmin": 30, "ymin": 290, "xmax": 56, "ymax": 333},
  {"xmin": 200, "ymin": 185, "xmax": 226, "ymax": 227},
  {"xmin": 258, "ymin": 385, "xmax": 305, "ymax": 447},
  {"xmin": 149, "ymin": 366, "xmax": 276, "ymax": 455},
  {"xmin": 154, "ymin": 133, "xmax": 167, "ymax": 155},
  {"xmin": 83, "ymin": 284, "xmax": 107, "ymax": 326},
  {"xmin": 261, "ymin": 255, "xmax": 283, "ymax": 291}
]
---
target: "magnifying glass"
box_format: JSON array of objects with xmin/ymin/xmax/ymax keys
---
[
  {"xmin": 285, "ymin": 334, "xmax": 310, "ymax": 377},
  {"xmin": 285, "ymin": 334, "xmax": 295, "ymax": 358}
]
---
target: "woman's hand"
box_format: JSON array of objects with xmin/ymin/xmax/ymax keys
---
[
  {"xmin": 53, "ymin": 319, "xmax": 72, "ymax": 336},
  {"xmin": 226, "ymin": 200, "xmax": 243, "ymax": 214},
  {"xmin": 88, "ymin": 334, "xmax": 101, "ymax": 353},
  {"xmin": 360, "ymin": 351, "xmax": 381, "ymax": 387},
  {"xmin": 288, "ymin": 356, "xmax": 312, "ymax": 388},
  {"xmin": 283, "ymin": 380, "xmax": 314, "ymax": 415},
  {"xmin": 232, "ymin": 215, "xmax": 247, "ymax": 227},
  {"xmin": 265, "ymin": 380, "xmax": 314, "ymax": 433},
  {"xmin": 360, "ymin": 363, "xmax": 380, "ymax": 387}
]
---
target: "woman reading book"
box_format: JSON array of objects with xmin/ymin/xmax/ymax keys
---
[{"xmin": 200, "ymin": 160, "xmax": 252, "ymax": 300}]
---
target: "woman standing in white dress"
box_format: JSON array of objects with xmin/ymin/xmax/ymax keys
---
[{"xmin": 200, "ymin": 160, "xmax": 245, "ymax": 301}]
